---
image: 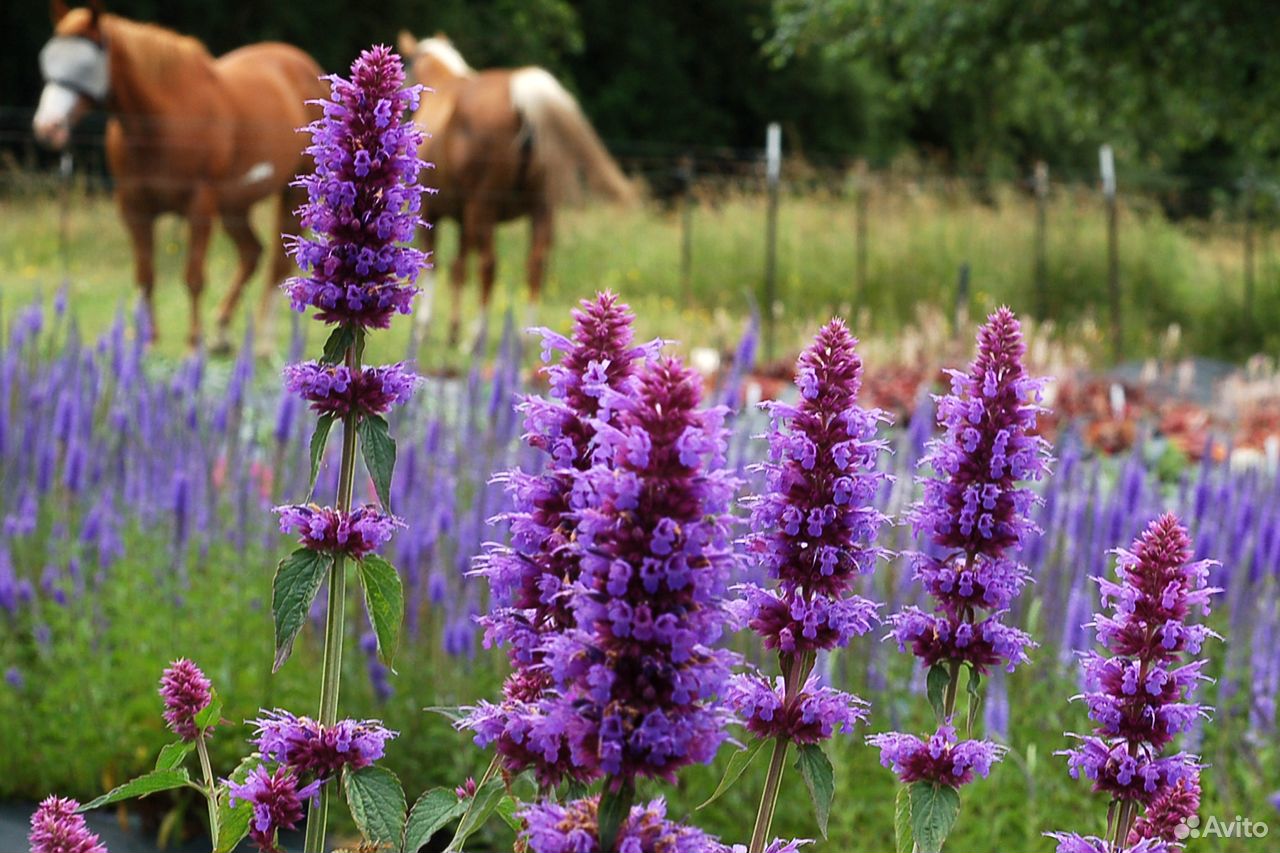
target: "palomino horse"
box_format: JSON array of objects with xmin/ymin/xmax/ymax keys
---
[
  {"xmin": 398, "ymin": 32, "xmax": 634, "ymax": 344},
  {"xmin": 33, "ymin": 0, "xmax": 326, "ymax": 351}
]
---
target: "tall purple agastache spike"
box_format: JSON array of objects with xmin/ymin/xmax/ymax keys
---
[
  {"xmin": 1050, "ymin": 514, "xmax": 1219, "ymax": 852},
  {"xmin": 872, "ymin": 308, "xmax": 1049, "ymax": 806},
  {"xmin": 28, "ymin": 797, "xmax": 108, "ymax": 853},
  {"xmin": 733, "ymin": 319, "xmax": 889, "ymax": 853},
  {"xmin": 270, "ymin": 44, "xmax": 426, "ymax": 853},
  {"xmin": 460, "ymin": 293, "xmax": 656, "ymax": 784}
]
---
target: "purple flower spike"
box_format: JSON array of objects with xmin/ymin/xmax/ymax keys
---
[
  {"xmin": 29, "ymin": 796, "xmax": 108, "ymax": 853},
  {"xmin": 159, "ymin": 658, "xmax": 212, "ymax": 741},
  {"xmin": 227, "ymin": 765, "xmax": 323, "ymax": 853},
  {"xmin": 1046, "ymin": 833, "xmax": 1176, "ymax": 853},
  {"xmin": 283, "ymin": 45, "xmax": 427, "ymax": 328},
  {"xmin": 520, "ymin": 796, "xmax": 736, "ymax": 853},
  {"xmin": 1053, "ymin": 514, "xmax": 1220, "ymax": 846},
  {"xmin": 251, "ymin": 709, "xmax": 397, "ymax": 778},
  {"xmin": 867, "ymin": 722, "xmax": 1006, "ymax": 787},
  {"xmin": 283, "ymin": 361, "xmax": 421, "ymax": 418},
  {"xmin": 729, "ymin": 673, "xmax": 868, "ymax": 745},
  {"xmin": 275, "ymin": 503, "xmax": 403, "ymax": 559}
]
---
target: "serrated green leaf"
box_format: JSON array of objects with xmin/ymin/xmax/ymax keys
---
[
  {"xmin": 402, "ymin": 788, "xmax": 466, "ymax": 853},
  {"xmin": 495, "ymin": 795, "xmax": 520, "ymax": 832},
  {"xmin": 358, "ymin": 553, "xmax": 404, "ymax": 670},
  {"xmin": 926, "ymin": 664, "xmax": 950, "ymax": 723},
  {"xmin": 560, "ymin": 779, "xmax": 589, "ymax": 802},
  {"xmin": 214, "ymin": 755, "xmax": 262, "ymax": 853},
  {"xmin": 423, "ymin": 705, "xmax": 465, "ymax": 722},
  {"xmin": 699, "ymin": 737, "xmax": 767, "ymax": 809},
  {"xmin": 358, "ymin": 414, "xmax": 397, "ymax": 511},
  {"xmin": 894, "ymin": 785, "xmax": 912, "ymax": 853},
  {"xmin": 909, "ymin": 781, "xmax": 961, "ymax": 853},
  {"xmin": 345, "ymin": 765, "xmax": 407, "ymax": 845},
  {"xmin": 194, "ymin": 688, "xmax": 222, "ymax": 730},
  {"xmin": 965, "ymin": 665, "xmax": 983, "ymax": 737},
  {"xmin": 447, "ymin": 777, "xmax": 506, "ymax": 851},
  {"xmin": 78, "ymin": 769, "xmax": 190, "ymax": 812},
  {"xmin": 272, "ymin": 548, "xmax": 331, "ymax": 672},
  {"xmin": 597, "ymin": 782, "xmax": 635, "ymax": 853},
  {"xmin": 307, "ymin": 414, "xmax": 336, "ymax": 498},
  {"xmin": 155, "ymin": 741, "xmax": 195, "ymax": 771},
  {"xmin": 322, "ymin": 325, "xmax": 356, "ymax": 364},
  {"xmin": 795, "ymin": 743, "xmax": 835, "ymax": 838}
]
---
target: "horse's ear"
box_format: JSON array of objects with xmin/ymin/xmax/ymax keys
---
[
  {"xmin": 397, "ymin": 30, "xmax": 418, "ymax": 59},
  {"xmin": 50, "ymin": 0, "xmax": 70, "ymax": 25},
  {"xmin": 87, "ymin": 0, "xmax": 104, "ymax": 32}
]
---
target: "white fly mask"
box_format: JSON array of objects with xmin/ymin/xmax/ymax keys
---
[{"xmin": 39, "ymin": 35, "xmax": 110, "ymax": 103}]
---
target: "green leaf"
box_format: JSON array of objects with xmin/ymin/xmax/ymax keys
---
[
  {"xmin": 795, "ymin": 743, "xmax": 835, "ymax": 838},
  {"xmin": 402, "ymin": 788, "xmax": 466, "ymax": 853},
  {"xmin": 495, "ymin": 795, "xmax": 521, "ymax": 832},
  {"xmin": 78, "ymin": 769, "xmax": 190, "ymax": 812},
  {"xmin": 423, "ymin": 706, "xmax": 465, "ymax": 723},
  {"xmin": 965, "ymin": 665, "xmax": 983, "ymax": 737},
  {"xmin": 214, "ymin": 755, "xmax": 262, "ymax": 853},
  {"xmin": 894, "ymin": 785, "xmax": 912, "ymax": 853},
  {"xmin": 597, "ymin": 782, "xmax": 635, "ymax": 853},
  {"xmin": 322, "ymin": 325, "xmax": 356, "ymax": 364},
  {"xmin": 155, "ymin": 741, "xmax": 195, "ymax": 771},
  {"xmin": 272, "ymin": 548, "xmax": 331, "ymax": 672},
  {"xmin": 909, "ymin": 781, "xmax": 961, "ymax": 853},
  {"xmin": 194, "ymin": 688, "xmax": 223, "ymax": 730},
  {"xmin": 358, "ymin": 553, "xmax": 404, "ymax": 670},
  {"xmin": 307, "ymin": 414, "xmax": 336, "ymax": 499},
  {"xmin": 698, "ymin": 737, "xmax": 767, "ymax": 809},
  {"xmin": 358, "ymin": 414, "xmax": 397, "ymax": 511},
  {"xmin": 345, "ymin": 765, "xmax": 407, "ymax": 845},
  {"xmin": 560, "ymin": 779, "xmax": 589, "ymax": 802},
  {"xmin": 448, "ymin": 777, "xmax": 507, "ymax": 851},
  {"xmin": 926, "ymin": 664, "xmax": 950, "ymax": 723}
]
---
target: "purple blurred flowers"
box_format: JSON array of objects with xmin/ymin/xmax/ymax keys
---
[
  {"xmin": 274, "ymin": 503, "xmax": 402, "ymax": 559},
  {"xmin": 251, "ymin": 708, "xmax": 397, "ymax": 779},
  {"xmin": 283, "ymin": 45, "xmax": 427, "ymax": 329},
  {"xmin": 159, "ymin": 658, "xmax": 212, "ymax": 741},
  {"xmin": 1053, "ymin": 514, "xmax": 1219, "ymax": 848},
  {"xmin": 28, "ymin": 796, "xmax": 107, "ymax": 853}
]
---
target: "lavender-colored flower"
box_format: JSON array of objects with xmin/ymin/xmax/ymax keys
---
[
  {"xmin": 519, "ymin": 796, "xmax": 733, "ymax": 853},
  {"xmin": 283, "ymin": 45, "xmax": 427, "ymax": 328},
  {"xmin": 867, "ymin": 723, "xmax": 1005, "ymax": 787},
  {"xmin": 28, "ymin": 796, "xmax": 107, "ymax": 853},
  {"xmin": 283, "ymin": 361, "xmax": 420, "ymax": 418},
  {"xmin": 227, "ymin": 765, "xmax": 323, "ymax": 853},
  {"xmin": 250, "ymin": 709, "xmax": 397, "ymax": 778},
  {"xmin": 5, "ymin": 666, "xmax": 23, "ymax": 689},
  {"xmin": 275, "ymin": 503, "xmax": 403, "ymax": 559},
  {"xmin": 1045, "ymin": 833, "xmax": 1175, "ymax": 853},
  {"xmin": 159, "ymin": 658, "xmax": 212, "ymax": 741},
  {"xmin": 1055, "ymin": 514, "xmax": 1219, "ymax": 843},
  {"xmin": 729, "ymin": 673, "xmax": 868, "ymax": 745}
]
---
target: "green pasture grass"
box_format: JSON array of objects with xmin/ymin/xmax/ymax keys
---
[{"xmin": 4, "ymin": 183, "xmax": 1280, "ymax": 367}]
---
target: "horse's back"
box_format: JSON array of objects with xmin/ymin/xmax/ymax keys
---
[{"xmin": 212, "ymin": 43, "xmax": 326, "ymax": 208}]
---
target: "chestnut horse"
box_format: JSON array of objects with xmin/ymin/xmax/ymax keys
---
[
  {"xmin": 33, "ymin": 1, "xmax": 326, "ymax": 351},
  {"xmin": 398, "ymin": 32, "xmax": 634, "ymax": 343}
]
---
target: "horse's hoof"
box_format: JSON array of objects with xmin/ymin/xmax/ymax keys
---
[{"xmin": 209, "ymin": 338, "xmax": 233, "ymax": 357}]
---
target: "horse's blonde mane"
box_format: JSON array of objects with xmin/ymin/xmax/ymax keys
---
[
  {"xmin": 102, "ymin": 13, "xmax": 213, "ymax": 77},
  {"xmin": 417, "ymin": 36, "xmax": 474, "ymax": 77}
]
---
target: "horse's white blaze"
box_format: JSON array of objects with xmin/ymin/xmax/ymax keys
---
[
  {"xmin": 416, "ymin": 37, "xmax": 473, "ymax": 77},
  {"xmin": 240, "ymin": 161, "xmax": 275, "ymax": 185},
  {"xmin": 33, "ymin": 83, "xmax": 79, "ymax": 135}
]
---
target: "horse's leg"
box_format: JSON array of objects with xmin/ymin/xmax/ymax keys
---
[
  {"xmin": 183, "ymin": 184, "xmax": 218, "ymax": 350},
  {"xmin": 211, "ymin": 207, "xmax": 263, "ymax": 356},
  {"xmin": 121, "ymin": 199, "xmax": 157, "ymax": 342},
  {"xmin": 256, "ymin": 186, "xmax": 305, "ymax": 356},
  {"xmin": 448, "ymin": 216, "xmax": 470, "ymax": 348},
  {"xmin": 413, "ymin": 219, "xmax": 439, "ymax": 335},
  {"xmin": 468, "ymin": 203, "xmax": 498, "ymax": 350},
  {"xmin": 526, "ymin": 203, "xmax": 553, "ymax": 332}
]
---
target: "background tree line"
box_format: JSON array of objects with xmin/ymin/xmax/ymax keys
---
[{"xmin": 4, "ymin": 0, "xmax": 1279, "ymax": 212}]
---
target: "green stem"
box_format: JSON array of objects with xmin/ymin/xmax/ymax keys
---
[
  {"xmin": 747, "ymin": 651, "xmax": 813, "ymax": 853},
  {"xmin": 943, "ymin": 659, "xmax": 962, "ymax": 719},
  {"xmin": 443, "ymin": 754, "xmax": 500, "ymax": 852},
  {"xmin": 303, "ymin": 335, "xmax": 362, "ymax": 853},
  {"xmin": 195, "ymin": 734, "xmax": 219, "ymax": 853}
]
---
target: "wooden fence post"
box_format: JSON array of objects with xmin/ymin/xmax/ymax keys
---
[
  {"xmin": 1033, "ymin": 160, "xmax": 1049, "ymax": 317},
  {"xmin": 1243, "ymin": 170, "xmax": 1256, "ymax": 327},
  {"xmin": 763, "ymin": 122, "xmax": 781, "ymax": 364},
  {"xmin": 678, "ymin": 153, "xmax": 695, "ymax": 303},
  {"xmin": 1100, "ymin": 144, "xmax": 1122, "ymax": 359},
  {"xmin": 854, "ymin": 158, "xmax": 869, "ymax": 302}
]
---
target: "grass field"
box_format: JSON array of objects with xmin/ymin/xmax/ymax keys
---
[{"xmin": 2, "ymin": 180, "xmax": 1279, "ymax": 367}]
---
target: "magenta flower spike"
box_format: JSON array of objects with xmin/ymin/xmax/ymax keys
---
[
  {"xmin": 250, "ymin": 708, "xmax": 398, "ymax": 779},
  {"xmin": 227, "ymin": 765, "xmax": 323, "ymax": 853},
  {"xmin": 159, "ymin": 658, "xmax": 212, "ymax": 741},
  {"xmin": 28, "ymin": 797, "xmax": 108, "ymax": 853},
  {"xmin": 1050, "ymin": 514, "xmax": 1220, "ymax": 852}
]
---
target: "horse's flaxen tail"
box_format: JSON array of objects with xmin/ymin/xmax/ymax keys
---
[{"xmin": 510, "ymin": 67, "xmax": 635, "ymax": 205}]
